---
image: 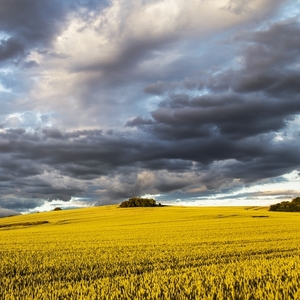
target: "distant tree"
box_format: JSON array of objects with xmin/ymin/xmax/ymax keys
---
[
  {"xmin": 53, "ymin": 207, "xmax": 62, "ymax": 211},
  {"xmin": 119, "ymin": 197, "xmax": 158, "ymax": 208},
  {"xmin": 292, "ymin": 197, "xmax": 300, "ymax": 204},
  {"xmin": 269, "ymin": 197, "xmax": 300, "ymax": 212}
]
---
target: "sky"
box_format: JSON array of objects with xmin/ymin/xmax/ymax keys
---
[{"xmin": 0, "ymin": 0, "xmax": 300, "ymax": 215}]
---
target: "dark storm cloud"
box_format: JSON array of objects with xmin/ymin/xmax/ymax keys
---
[
  {"xmin": 128, "ymin": 21, "xmax": 300, "ymax": 140},
  {"xmin": 126, "ymin": 22, "xmax": 300, "ymax": 142},
  {"xmin": 125, "ymin": 116, "xmax": 155, "ymax": 127},
  {"xmin": 0, "ymin": 129, "xmax": 154, "ymax": 179},
  {"xmin": 144, "ymin": 81, "xmax": 174, "ymax": 95},
  {"xmin": 0, "ymin": 0, "xmax": 108, "ymax": 62},
  {"xmin": 0, "ymin": 0, "xmax": 299, "ymax": 210},
  {"xmin": 0, "ymin": 37, "xmax": 25, "ymax": 62},
  {"xmin": 149, "ymin": 94, "xmax": 300, "ymax": 140},
  {"xmin": 239, "ymin": 21, "xmax": 300, "ymax": 72},
  {"xmin": 0, "ymin": 198, "xmax": 43, "ymax": 210},
  {"xmin": 0, "ymin": 208, "xmax": 21, "ymax": 218},
  {"xmin": 0, "ymin": 0, "xmax": 66, "ymax": 48},
  {"xmin": 125, "ymin": 19, "xmax": 300, "ymax": 190},
  {"xmin": 0, "ymin": 122, "xmax": 299, "ymax": 206}
]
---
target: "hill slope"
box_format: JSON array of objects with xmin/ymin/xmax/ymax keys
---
[{"xmin": 0, "ymin": 205, "xmax": 299, "ymax": 299}]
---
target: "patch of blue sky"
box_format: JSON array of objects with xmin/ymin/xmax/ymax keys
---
[
  {"xmin": 278, "ymin": 0, "xmax": 300, "ymax": 20},
  {"xmin": 0, "ymin": 82, "xmax": 11, "ymax": 93},
  {"xmin": 3, "ymin": 111, "xmax": 57, "ymax": 130},
  {"xmin": 0, "ymin": 31, "xmax": 10, "ymax": 40},
  {"xmin": 145, "ymin": 95, "xmax": 163, "ymax": 111}
]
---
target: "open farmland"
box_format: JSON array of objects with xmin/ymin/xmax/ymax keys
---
[{"xmin": 0, "ymin": 206, "xmax": 299, "ymax": 299}]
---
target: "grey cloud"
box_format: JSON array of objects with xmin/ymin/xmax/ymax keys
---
[
  {"xmin": 144, "ymin": 81, "xmax": 175, "ymax": 95},
  {"xmin": 0, "ymin": 208, "xmax": 21, "ymax": 218},
  {"xmin": 0, "ymin": 121, "xmax": 299, "ymax": 207},
  {"xmin": 0, "ymin": 1, "xmax": 299, "ymax": 210},
  {"xmin": 73, "ymin": 34, "xmax": 175, "ymax": 76},
  {"xmin": 42, "ymin": 128, "xmax": 64, "ymax": 139},
  {"xmin": 125, "ymin": 116, "xmax": 155, "ymax": 127},
  {"xmin": 149, "ymin": 95, "xmax": 300, "ymax": 140},
  {"xmin": 0, "ymin": 157, "xmax": 44, "ymax": 179},
  {"xmin": 95, "ymin": 170, "xmax": 199, "ymax": 204},
  {"xmin": 222, "ymin": 0, "xmax": 252, "ymax": 15},
  {"xmin": 156, "ymin": 178, "xmax": 194, "ymax": 193},
  {"xmin": 2, "ymin": 199, "xmax": 42, "ymax": 210},
  {"xmin": 130, "ymin": 21, "xmax": 300, "ymax": 142},
  {"xmin": 0, "ymin": 0, "xmax": 108, "ymax": 64},
  {"xmin": 13, "ymin": 1, "xmax": 283, "ymax": 133},
  {"xmin": 241, "ymin": 21, "xmax": 300, "ymax": 72},
  {"xmin": 0, "ymin": 37, "xmax": 25, "ymax": 62},
  {"xmin": 139, "ymin": 159, "xmax": 193, "ymax": 172},
  {"xmin": 0, "ymin": 0, "xmax": 66, "ymax": 47},
  {"xmin": 122, "ymin": 19, "xmax": 300, "ymax": 192},
  {"xmin": 227, "ymin": 145, "xmax": 300, "ymax": 183},
  {"xmin": 181, "ymin": 21, "xmax": 300, "ymax": 97},
  {"xmin": 234, "ymin": 71, "xmax": 300, "ymax": 96},
  {"xmin": 150, "ymin": 122, "xmax": 213, "ymax": 140},
  {"xmin": 214, "ymin": 189, "xmax": 300, "ymax": 201},
  {"xmin": 21, "ymin": 60, "xmax": 39, "ymax": 69},
  {"xmin": 37, "ymin": 49, "xmax": 70, "ymax": 59}
]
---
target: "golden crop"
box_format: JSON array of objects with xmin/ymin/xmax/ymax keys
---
[{"xmin": 0, "ymin": 206, "xmax": 299, "ymax": 299}]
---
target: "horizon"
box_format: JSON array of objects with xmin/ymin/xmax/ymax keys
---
[
  {"xmin": 0, "ymin": 196, "xmax": 293, "ymax": 218},
  {"xmin": 0, "ymin": 0, "xmax": 299, "ymax": 215}
]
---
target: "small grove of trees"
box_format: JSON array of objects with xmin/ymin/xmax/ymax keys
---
[
  {"xmin": 269, "ymin": 197, "xmax": 300, "ymax": 212},
  {"xmin": 119, "ymin": 197, "xmax": 161, "ymax": 208}
]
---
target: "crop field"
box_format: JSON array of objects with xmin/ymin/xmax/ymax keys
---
[{"xmin": 0, "ymin": 205, "xmax": 299, "ymax": 299}]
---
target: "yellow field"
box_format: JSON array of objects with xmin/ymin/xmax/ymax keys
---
[{"xmin": 0, "ymin": 205, "xmax": 299, "ymax": 299}]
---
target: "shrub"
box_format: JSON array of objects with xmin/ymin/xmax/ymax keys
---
[
  {"xmin": 53, "ymin": 207, "xmax": 62, "ymax": 211},
  {"xmin": 269, "ymin": 197, "xmax": 300, "ymax": 212},
  {"xmin": 291, "ymin": 197, "xmax": 300, "ymax": 204},
  {"xmin": 119, "ymin": 197, "xmax": 157, "ymax": 208}
]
